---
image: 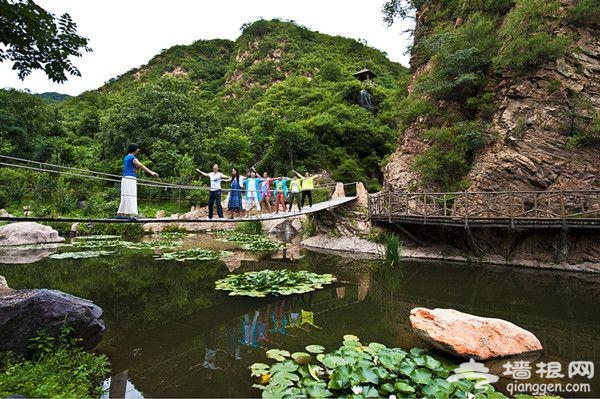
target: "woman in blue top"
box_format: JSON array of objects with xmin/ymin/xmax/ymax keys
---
[
  {"xmin": 227, "ymin": 168, "xmax": 243, "ymax": 219},
  {"xmin": 117, "ymin": 143, "xmax": 159, "ymax": 216}
]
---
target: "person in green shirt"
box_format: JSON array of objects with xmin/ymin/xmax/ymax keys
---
[{"xmin": 292, "ymin": 170, "xmax": 321, "ymax": 208}]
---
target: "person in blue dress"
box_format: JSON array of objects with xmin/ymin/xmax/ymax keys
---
[
  {"xmin": 117, "ymin": 143, "xmax": 159, "ymax": 216},
  {"xmin": 227, "ymin": 168, "xmax": 243, "ymax": 219}
]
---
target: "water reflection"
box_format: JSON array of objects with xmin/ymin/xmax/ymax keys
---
[{"xmin": 1, "ymin": 247, "xmax": 600, "ymax": 397}]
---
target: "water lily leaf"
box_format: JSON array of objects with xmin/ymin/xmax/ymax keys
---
[
  {"xmin": 320, "ymin": 355, "xmax": 349, "ymax": 369},
  {"xmin": 49, "ymin": 250, "xmax": 115, "ymax": 259},
  {"xmin": 343, "ymin": 334, "xmax": 360, "ymax": 342},
  {"xmin": 327, "ymin": 364, "xmax": 351, "ymax": 390},
  {"xmin": 306, "ymin": 345, "xmax": 325, "ymax": 354},
  {"xmin": 269, "ymin": 360, "xmax": 298, "ymax": 373},
  {"xmin": 305, "ymin": 382, "xmax": 332, "ymax": 398},
  {"xmin": 266, "ymin": 349, "xmax": 290, "ymax": 361},
  {"xmin": 291, "ymin": 352, "xmax": 311, "ymax": 365},
  {"xmin": 250, "ymin": 363, "xmax": 270, "ymax": 377},
  {"xmin": 355, "ymin": 365, "xmax": 379, "ymax": 385},
  {"xmin": 424, "ymin": 355, "xmax": 442, "ymax": 370},
  {"xmin": 411, "ymin": 368, "xmax": 433, "ymax": 385},
  {"xmin": 394, "ymin": 381, "xmax": 416, "ymax": 393}
]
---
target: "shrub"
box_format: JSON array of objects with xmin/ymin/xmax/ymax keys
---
[
  {"xmin": 0, "ymin": 327, "xmax": 109, "ymax": 398},
  {"xmin": 78, "ymin": 223, "xmax": 145, "ymax": 240},
  {"xmin": 235, "ymin": 220, "xmax": 263, "ymax": 235},
  {"xmin": 412, "ymin": 121, "xmax": 492, "ymax": 190},
  {"xmin": 397, "ymin": 95, "xmax": 438, "ymax": 128},
  {"xmin": 565, "ymin": 0, "xmax": 600, "ymax": 26},
  {"xmin": 494, "ymin": 0, "xmax": 571, "ymax": 74},
  {"xmin": 414, "ymin": 13, "xmax": 498, "ymax": 100}
]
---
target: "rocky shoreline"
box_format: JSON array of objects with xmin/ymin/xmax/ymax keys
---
[{"xmin": 300, "ymin": 232, "xmax": 600, "ymax": 273}]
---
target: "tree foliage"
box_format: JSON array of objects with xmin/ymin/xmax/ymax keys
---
[{"xmin": 0, "ymin": 0, "xmax": 90, "ymax": 82}]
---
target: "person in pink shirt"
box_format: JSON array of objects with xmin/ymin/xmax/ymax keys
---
[{"xmin": 258, "ymin": 171, "xmax": 275, "ymax": 214}]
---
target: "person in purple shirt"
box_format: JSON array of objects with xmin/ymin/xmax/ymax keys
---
[{"xmin": 117, "ymin": 143, "xmax": 159, "ymax": 216}]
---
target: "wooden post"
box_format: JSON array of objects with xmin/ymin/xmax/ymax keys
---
[
  {"xmin": 509, "ymin": 191, "xmax": 514, "ymax": 229},
  {"xmin": 444, "ymin": 193, "xmax": 448, "ymax": 217},
  {"xmin": 560, "ymin": 189, "xmax": 566, "ymax": 227},
  {"xmin": 388, "ymin": 190, "xmax": 392, "ymax": 224},
  {"xmin": 464, "ymin": 191, "xmax": 469, "ymax": 228},
  {"xmin": 423, "ymin": 193, "xmax": 427, "ymax": 224}
]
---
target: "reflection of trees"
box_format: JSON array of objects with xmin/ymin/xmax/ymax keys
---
[
  {"xmin": 368, "ymin": 262, "xmax": 600, "ymax": 362},
  {"xmin": 0, "ymin": 253, "xmax": 229, "ymax": 335}
]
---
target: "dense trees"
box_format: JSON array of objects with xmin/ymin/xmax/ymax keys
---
[
  {"xmin": 0, "ymin": 19, "xmax": 408, "ymax": 215},
  {"xmin": 0, "ymin": 0, "xmax": 90, "ymax": 82}
]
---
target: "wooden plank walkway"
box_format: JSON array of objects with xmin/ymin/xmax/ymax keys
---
[
  {"xmin": 0, "ymin": 196, "xmax": 356, "ymax": 224},
  {"xmin": 369, "ymin": 190, "xmax": 600, "ymax": 229}
]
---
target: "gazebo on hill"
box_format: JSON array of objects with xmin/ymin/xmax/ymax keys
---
[{"xmin": 353, "ymin": 68, "xmax": 376, "ymax": 82}]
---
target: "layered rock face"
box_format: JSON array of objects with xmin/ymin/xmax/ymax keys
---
[
  {"xmin": 382, "ymin": 5, "xmax": 600, "ymax": 266},
  {"xmin": 468, "ymin": 28, "xmax": 600, "ymax": 192},
  {"xmin": 385, "ymin": 27, "xmax": 600, "ymax": 193}
]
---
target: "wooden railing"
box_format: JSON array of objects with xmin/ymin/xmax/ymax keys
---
[{"xmin": 368, "ymin": 190, "xmax": 600, "ymax": 228}]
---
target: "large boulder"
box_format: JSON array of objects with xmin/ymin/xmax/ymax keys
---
[
  {"xmin": 410, "ymin": 307, "xmax": 542, "ymax": 360},
  {"xmin": 0, "ymin": 222, "xmax": 65, "ymax": 246},
  {"xmin": 0, "ymin": 289, "xmax": 105, "ymax": 355}
]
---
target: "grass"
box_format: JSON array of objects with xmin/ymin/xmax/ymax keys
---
[{"xmin": 0, "ymin": 327, "xmax": 110, "ymax": 398}]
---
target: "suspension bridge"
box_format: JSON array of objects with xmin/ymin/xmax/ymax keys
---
[{"xmin": 0, "ymin": 154, "xmax": 356, "ymax": 224}]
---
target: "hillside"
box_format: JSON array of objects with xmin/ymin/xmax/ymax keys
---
[
  {"xmin": 383, "ymin": 0, "xmax": 600, "ymax": 192},
  {"xmin": 0, "ymin": 19, "xmax": 409, "ymax": 216}
]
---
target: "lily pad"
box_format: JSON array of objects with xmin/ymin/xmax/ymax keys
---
[
  {"xmin": 305, "ymin": 345, "xmax": 325, "ymax": 354},
  {"xmin": 291, "ymin": 352, "xmax": 312, "ymax": 365},
  {"xmin": 49, "ymin": 250, "xmax": 116, "ymax": 259},
  {"xmin": 266, "ymin": 349, "xmax": 290, "ymax": 362}
]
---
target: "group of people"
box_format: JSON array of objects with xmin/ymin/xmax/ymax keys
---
[
  {"xmin": 116, "ymin": 143, "xmax": 320, "ymax": 219},
  {"xmin": 196, "ymin": 164, "xmax": 321, "ymax": 219}
]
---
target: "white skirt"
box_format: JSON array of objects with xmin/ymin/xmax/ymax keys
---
[{"xmin": 117, "ymin": 177, "xmax": 138, "ymax": 215}]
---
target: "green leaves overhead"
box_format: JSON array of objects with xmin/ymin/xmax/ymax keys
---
[
  {"xmin": 250, "ymin": 335, "xmax": 506, "ymax": 399},
  {"xmin": 215, "ymin": 269, "xmax": 336, "ymax": 297}
]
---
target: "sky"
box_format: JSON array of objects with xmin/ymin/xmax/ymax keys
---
[{"xmin": 0, "ymin": 0, "xmax": 413, "ymax": 96}]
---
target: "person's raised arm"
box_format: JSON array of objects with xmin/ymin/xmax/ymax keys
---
[
  {"xmin": 220, "ymin": 173, "xmax": 231, "ymax": 180},
  {"xmin": 195, "ymin": 168, "xmax": 210, "ymax": 178},
  {"xmin": 134, "ymin": 159, "xmax": 159, "ymax": 177},
  {"xmin": 292, "ymin": 170, "xmax": 305, "ymax": 179}
]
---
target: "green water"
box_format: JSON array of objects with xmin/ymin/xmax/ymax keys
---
[{"xmin": 1, "ymin": 238, "xmax": 599, "ymax": 398}]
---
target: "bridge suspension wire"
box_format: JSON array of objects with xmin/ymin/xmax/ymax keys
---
[{"xmin": 0, "ymin": 154, "xmax": 356, "ymax": 192}]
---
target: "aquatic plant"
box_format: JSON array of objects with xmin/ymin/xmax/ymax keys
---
[
  {"xmin": 0, "ymin": 326, "xmax": 109, "ymax": 398},
  {"xmin": 215, "ymin": 269, "xmax": 335, "ymax": 297},
  {"xmin": 217, "ymin": 231, "xmax": 286, "ymax": 252},
  {"xmin": 385, "ymin": 233, "xmax": 402, "ymax": 268},
  {"xmin": 49, "ymin": 250, "xmax": 116, "ymax": 259},
  {"xmin": 234, "ymin": 220, "xmax": 263, "ymax": 235},
  {"xmin": 250, "ymin": 335, "xmax": 506, "ymax": 398},
  {"xmin": 155, "ymin": 248, "xmax": 232, "ymax": 262}
]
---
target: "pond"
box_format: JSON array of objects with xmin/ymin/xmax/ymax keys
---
[{"xmin": 1, "ymin": 234, "xmax": 599, "ymax": 398}]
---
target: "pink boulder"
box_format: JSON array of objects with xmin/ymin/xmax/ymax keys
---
[{"xmin": 410, "ymin": 307, "xmax": 543, "ymax": 360}]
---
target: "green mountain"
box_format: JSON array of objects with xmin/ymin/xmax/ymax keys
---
[{"xmin": 0, "ymin": 19, "xmax": 409, "ymax": 216}]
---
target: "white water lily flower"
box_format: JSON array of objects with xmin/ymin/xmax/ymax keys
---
[
  {"xmin": 351, "ymin": 386, "xmax": 363, "ymax": 395},
  {"xmin": 389, "ymin": 395, "xmax": 397, "ymax": 399}
]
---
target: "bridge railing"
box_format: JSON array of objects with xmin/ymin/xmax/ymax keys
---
[{"xmin": 368, "ymin": 190, "xmax": 600, "ymax": 227}]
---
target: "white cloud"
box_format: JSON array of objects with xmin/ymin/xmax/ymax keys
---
[{"xmin": 0, "ymin": 0, "xmax": 413, "ymax": 95}]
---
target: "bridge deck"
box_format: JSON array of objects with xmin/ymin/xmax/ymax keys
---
[{"xmin": 0, "ymin": 196, "xmax": 356, "ymax": 224}]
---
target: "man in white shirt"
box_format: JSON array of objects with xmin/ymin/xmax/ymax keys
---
[{"xmin": 197, "ymin": 164, "xmax": 230, "ymax": 219}]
